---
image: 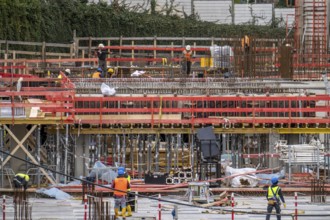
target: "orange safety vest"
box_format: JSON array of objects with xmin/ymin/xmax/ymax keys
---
[
  {"xmin": 92, "ymin": 71, "xmax": 101, "ymax": 78},
  {"xmin": 183, "ymin": 50, "xmax": 192, "ymax": 61},
  {"xmin": 113, "ymin": 177, "xmax": 129, "ymax": 196}
]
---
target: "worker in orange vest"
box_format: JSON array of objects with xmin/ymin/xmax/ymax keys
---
[
  {"xmin": 92, "ymin": 68, "xmax": 103, "ymax": 78},
  {"xmin": 182, "ymin": 45, "xmax": 192, "ymax": 75},
  {"xmin": 112, "ymin": 167, "xmax": 130, "ymax": 219}
]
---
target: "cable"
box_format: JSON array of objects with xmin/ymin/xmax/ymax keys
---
[{"xmin": 1, "ymin": 149, "xmax": 330, "ymax": 217}]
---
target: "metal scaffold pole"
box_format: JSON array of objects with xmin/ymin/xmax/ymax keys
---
[
  {"xmin": 129, "ymin": 134, "xmax": 134, "ymax": 173},
  {"xmin": 138, "ymin": 134, "xmax": 142, "ymax": 178},
  {"xmin": 190, "ymin": 132, "xmax": 194, "ymax": 178},
  {"xmin": 64, "ymin": 123, "xmax": 69, "ymax": 184},
  {"xmin": 155, "ymin": 133, "xmax": 160, "ymax": 172},
  {"xmin": 97, "ymin": 134, "xmax": 101, "ymax": 163},
  {"xmin": 147, "ymin": 135, "xmax": 152, "ymax": 172},
  {"xmin": 56, "ymin": 124, "xmax": 60, "ymax": 184},
  {"xmin": 37, "ymin": 125, "xmax": 41, "ymax": 187},
  {"xmin": 0, "ymin": 125, "xmax": 3, "ymax": 188},
  {"xmin": 122, "ymin": 133, "xmax": 126, "ymax": 167},
  {"xmin": 112, "ymin": 135, "xmax": 116, "ymax": 167},
  {"xmin": 116, "ymin": 134, "xmax": 121, "ymax": 165}
]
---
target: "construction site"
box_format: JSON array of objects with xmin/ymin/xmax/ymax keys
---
[{"xmin": 1, "ymin": 0, "xmax": 330, "ymax": 219}]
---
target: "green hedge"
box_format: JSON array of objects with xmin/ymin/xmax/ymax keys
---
[{"xmin": 0, "ymin": 0, "xmax": 286, "ymax": 43}]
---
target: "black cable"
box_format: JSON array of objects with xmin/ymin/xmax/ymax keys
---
[{"xmin": 1, "ymin": 149, "xmax": 330, "ymax": 217}]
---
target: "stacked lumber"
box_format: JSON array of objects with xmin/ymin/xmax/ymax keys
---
[{"xmin": 199, "ymin": 191, "xmax": 231, "ymax": 207}]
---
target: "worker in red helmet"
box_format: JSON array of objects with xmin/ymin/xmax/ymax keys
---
[{"xmin": 266, "ymin": 177, "xmax": 286, "ymax": 220}]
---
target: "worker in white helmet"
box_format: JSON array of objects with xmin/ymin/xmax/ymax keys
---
[
  {"xmin": 57, "ymin": 68, "xmax": 71, "ymax": 79},
  {"xmin": 182, "ymin": 45, "xmax": 192, "ymax": 75},
  {"xmin": 96, "ymin": 43, "xmax": 109, "ymax": 74}
]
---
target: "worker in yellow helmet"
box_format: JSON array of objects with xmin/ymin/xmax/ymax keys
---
[
  {"xmin": 13, "ymin": 173, "xmax": 30, "ymax": 191},
  {"xmin": 107, "ymin": 68, "xmax": 115, "ymax": 78}
]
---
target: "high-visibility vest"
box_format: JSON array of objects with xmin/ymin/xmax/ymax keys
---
[
  {"xmin": 183, "ymin": 50, "xmax": 192, "ymax": 61},
  {"xmin": 267, "ymin": 186, "xmax": 280, "ymax": 200},
  {"xmin": 16, "ymin": 173, "xmax": 30, "ymax": 182},
  {"xmin": 127, "ymin": 175, "xmax": 131, "ymax": 192},
  {"xmin": 113, "ymin": 177, "xmax": 129, "ymax": 196},
  {"xmin": 92, "ymin": 71, "xmax": 101, "ymax": 78},
  {"xmin": 241, "ymin": 35, "xmax": 250, "ymax": 48}
]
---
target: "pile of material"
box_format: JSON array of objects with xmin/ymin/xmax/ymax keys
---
[
  {"xmin": 224, "ymin": 166, "xmax": 258, "ymax": 188},
  {"xmin": 166, "ymin": 168, "xmax": 193, "ymax": 184},
  {"xmin": 199, "ymin": 191, "xmax": 231, "ymax": 207},
  {"xmin": 276, "ymin": 139, "xmax": 324, "ymax": 164}
]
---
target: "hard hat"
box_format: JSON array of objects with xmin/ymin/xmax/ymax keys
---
[
  {"xmin": 185, "ymin": 45, "xmax": 191, "ymax": 51},
  {"xmin": 271, "ymin": 177, "xmax": 278, "ymax": 184},
  {"xmin": 98, "ymin": 43, "xmax": 105, "ymax": 48},
  {"xmin": 107, "ymin": 68, "xmax": 114, "ymax": 73},
  {"xmin": 97, "ymin": 67, "xmax": 103, "ymax": 72},
  {"xmin": 118, "ymin": 167, "xmax": 125, "ymax": 172},
  {"xmin": 65, "ymin": 69, "xmax": 71, "ymax": 74},
  {"xmin": 118, "ymin": 169, "xmax": 125, "ymax": 175}
]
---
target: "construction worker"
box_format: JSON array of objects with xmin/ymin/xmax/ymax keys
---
[
  {"xmin": 266, "ymin": 177, "xmax": 286, "ymax": 220},
  {"xmin": 92, "ymin": 67, "xmax": 103, "ymax": 78},
  {"xmin": 96, "ymin": 43, "xmax": 109, "ymax": 73},
  {"xmin": 112, "ymin": 167, "xmax": 130, "ymax": 219},
  {"xmin": 182, "ymin": 45, "xmax": 192, "ymax": 75},
  {"xmin": 241, "ymin": 35, "xmax": 250, "ymax": 53},
  {"xmin": 123, "ymin": 168, "xmax": 133, "ymax": 217},
  {"xmin": 57, "ymin": 69, "xmax": 71, "ymax": 79},
  {"xmin": 13, "ymin": 173, "xmax": 30, "ymax": 191},
  {"xmin": 107, "ymin": 68, "xmax": 115, "ymax": 78}
]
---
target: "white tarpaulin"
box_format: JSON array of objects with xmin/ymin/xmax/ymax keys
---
[
  {"xmin": 36, "ymin": 188, "xmax": 72, "ymax": 200},
  {"xmin": 101, "ymin": 83, "xmax": 116, "ymax": 96},
  {"xmin": 225, "ymin": 166, "xmax": 258, "ymax": 188}
]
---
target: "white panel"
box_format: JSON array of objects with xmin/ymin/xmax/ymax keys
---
[
  {"xmin": 275, "ymin": 8, "xmax": 295, "ymax": 27},
  {"xmin": 194, "ymin": 0, "xmax": 232, "ymax": 24},
  {"xmin": 156, "ymin": 0, "xmax": 192, "ymax": 15},
  {"xmin": 234, "ymin": 4, "xmax": 273, "ymax": 25}
]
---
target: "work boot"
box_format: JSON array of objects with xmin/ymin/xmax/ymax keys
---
[
  {"xmin": 126, "ymin": 205, "xmax": 132, "ymax": 217},
  {"xmin": 114, "ymin": 208, "xmax": 119, "ymax": 219},
  {"xmin": 121, "ymin": 207, "xmax": 127, "ymax": 218}
]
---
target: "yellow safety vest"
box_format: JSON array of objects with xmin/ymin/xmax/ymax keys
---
[
  {"xmin": 267, "ymin": 186, "xmax": 280, "ymax": 200},
  {"xmin": 16, "ymin": 173, "xmax": 30, "ymax": 182},
  {"xmin": 127, "ymin": 175, "xmax": 131, "ymax": 192}
]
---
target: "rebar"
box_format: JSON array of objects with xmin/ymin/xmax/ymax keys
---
[
  {"xmin": 13, "ymin": 189, "xmax": 31, "ymax": 220},
  {"xmin": 311, "ymin": 179, "xmax": 326, "ymax": 203},
  {"xmin": 71, "ymin": 78, "xmax": 303, "ymax": 95}
]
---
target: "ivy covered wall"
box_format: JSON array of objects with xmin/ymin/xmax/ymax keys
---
[{"xmin": 0, "ymin": 0, "xmax": 286, "ymax": 43}]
